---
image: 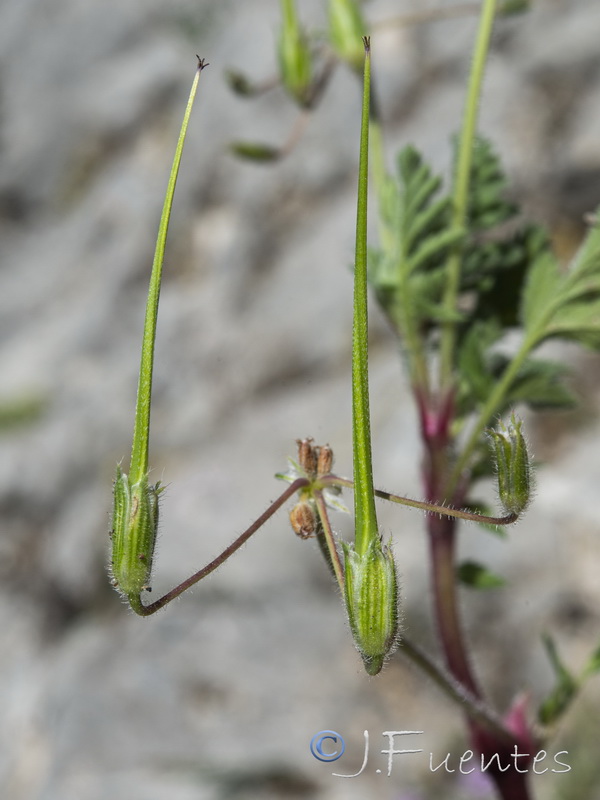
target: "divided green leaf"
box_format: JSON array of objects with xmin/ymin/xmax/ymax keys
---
[
  {"xmin": 458, "ymin": 137, "xmax": 550, "ymax": 332},
  {"xmin": 504, "ymin": 358, "xmax": 577, "ymax": 410},
  {"xmin": 521, "ymin": 215, "xmax": 600, "ymax": 348},
  {"xmin": 369, "ymin": 145, "xmax": 458, "ymax": 335},
  {"xmin": 456, "ymin": 330, "xmax": 575, "ymax": 419}
]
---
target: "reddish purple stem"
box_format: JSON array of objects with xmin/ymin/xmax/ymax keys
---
[{"xmin": 129, "ymin": 477, "xmax": 309, "ymax": 616}]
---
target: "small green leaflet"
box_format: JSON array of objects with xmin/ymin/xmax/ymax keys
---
[
  {"xmin": 582, "ymin": 643, "xmax": 600, "ymax": 679},
  {"xmin": 538, "ymin": 635, "xmax": 600, "ymax": 727},
  {"xmin": 230, "ymin": 142, "xmax": 281, "ymax": 162},
  {"xmin": 456, "ymin": 322, "xmax": 576, "ymax": 419},
  {"xmin": 538, "ymin": 633, "xmax": 579, "ymax": 726},
  {"xmin": 521, "ymin": 214, "xmax": 600, "ymax": 348},
  {"xmin": 457, "ymin": 560, "xmax": 506, "ymax": 589}
]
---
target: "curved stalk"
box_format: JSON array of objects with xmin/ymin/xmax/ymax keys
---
[
  {"xmin": 320, "ymin": 474, "xmax": 518, "ymax": 526},
  {"xmin": 128, "ymin": 478, "xmax": 309, "ymax": 616}
]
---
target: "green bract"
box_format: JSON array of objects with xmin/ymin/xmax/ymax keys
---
[
  {"xmin": 343, "ymin": 538, "xmax": 400, "ymax": 676},
  {"xmin": 278, "ymin": 0, "xmax": 312, "ymax": 107},
  {"xmin": 328, "ymin": 0, "xmax": 367, "ymax": 72}
]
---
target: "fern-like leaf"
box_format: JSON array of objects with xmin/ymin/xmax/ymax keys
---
[{"xmin": 369, "ymin": 145, "xmax": 459, "ymax": 337}]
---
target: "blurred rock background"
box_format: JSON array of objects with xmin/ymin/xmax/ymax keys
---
[{"xmin": 0, "ymin": 0, "xmax": 599, "ymax": 798}]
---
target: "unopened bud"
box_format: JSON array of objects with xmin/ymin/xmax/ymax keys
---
[
  {"xmin": 328, "ymin": 0, "xmax": 367, "ymax": 72},
  {"xmin": 317, "ymin": 444, "xmax": 334, "ymax": 476},
  {"xmin": 296, "ymin": 437, "xmax": 317, "ymax": 477},
  {"xmin": 111, "ymin": 465, "xmax": 161, "ymax": 596},
  {"xmin": 343, "ymin": 537, "xmax": 400, "ymax": 675},
  {"xmin": 488, "ymin": 415, "xmax": 532, "ymax": 516},
  {"xmin": 289, "ymin": 499, "xmax": 317, "ymax": 538},
  {"xmin": 278, "ymin": 0, "xmax": 313, "ymax": 107}
]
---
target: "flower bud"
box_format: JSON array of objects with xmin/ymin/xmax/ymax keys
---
[
  {"xmin": 278, "ymin": 0, "xmax": 313, "ymax": 107},
  {"xmin": 343, "ymin": 537, "xmax": 400, "ymax": 675},
  {"xmin": 488, "ymin": 415, "xmax": 532, "ymax": 516},
  {"xmin": 317, "ymin": 444, "xmax": 334, "ymax": 477},
  {"xmin": 328, "ymin": 0, "xmax": 367, "ymax": 72},
  {"xmin": 296, "ymin": 437, "xmax": 317, "ymax": 477},
  {"xmin": 111, "ymin": 465, "xmax": 161, "ymax": 596},
  {"xmin": 289, "ymin": 498, "xmax": 317, "ymax": 538}
]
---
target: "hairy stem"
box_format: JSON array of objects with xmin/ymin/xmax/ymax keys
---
[
  {"xmin": 320, "ymin": 474, "xmax": 518, "ymax": 526},
  {"xmin": 399, "ymin": 637, "xmax": 512, "ymax": 743}
]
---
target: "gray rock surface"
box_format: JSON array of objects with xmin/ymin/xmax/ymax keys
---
[{"xmin": 1, "ymin": 1, "xmax": 600, "ymax": 798}]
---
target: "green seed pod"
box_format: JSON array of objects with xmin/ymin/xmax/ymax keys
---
[
  {"xmin": 278, "ymin": 0, "xmax": 313, "ymax": 107},
  {"xmin": 488, "ymin": 415, "xmax": 532, "ymax": 516},
  {"xmin": 343, "ymin": 537, "xmax": 400, "ymax": 676},
  {"xmin": 328, "ymin": 0, "xmax": 367, "ymax": 72},
  {"xmin": 111, "ymin": 465, "xmax": 161, "ymax": 596}
]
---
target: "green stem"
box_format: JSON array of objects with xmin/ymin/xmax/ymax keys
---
[
  {"xmin": 129, "ymin": 58, "xmax": 207, "ymax": 483},
  {"xmin": 372, "ymin": 3, "xmax": 482, "ymax": 32},
  {"xmin": 447, "ymin": 333, "xmax": 535, "ymax": 495},
  {"xmin": 399, "ymin": 636, "xmax": 513, "ymax": 743},
  {"xmin": 352, "ymin": 38, "xmax": 378, "ymax": 556},
  {"xmin": 438, "ymin": 0, "xmax": 497, "ymax": 389},
  {"xmin": 313, "ymin": 490, "xmax": 345, "ymax": 592}
]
